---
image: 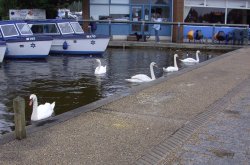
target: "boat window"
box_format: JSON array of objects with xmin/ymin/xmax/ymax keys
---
[
  {"xmin": 0, "ymin": 24, "xmax": 19, "ymax": 37},
  {"xmin": 30, "ymin": 23, "xmax": 60, "ymax": 35},
  {"xmin": 70, "ymin": 22, "xmax": 84, "ymax": 34},
  {"xmin": 58, "ymin": 22, "xmax": 74, "ymax": 34},
  {"xmin": 16, "ymin": 23, "xmax": 33, "ymax": 35}
]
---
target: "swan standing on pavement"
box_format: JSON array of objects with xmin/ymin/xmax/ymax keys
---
[
  {"xmin": 95, "ymin": 59, "xmax": 106, "ymax": 75},
  {"xmin": 29, "ymin": 94, "xmax": 55, "ymax": 121},
  {"xmin": 125, "ymin": 62, "xmax": 158, "ymax": 83},
  {"xmin": 180, "ymin": 50, "xmax": 200, "ymax": 64},
  {"xmin": 163, "ymin": 54, "xmax": 179, "ymax": 72}
]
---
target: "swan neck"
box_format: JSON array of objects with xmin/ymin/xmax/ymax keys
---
[
  {"xmin": 150, "ymin": 64, "xmax": 156, "ymax": 80},
  {"xmin": 196, "ymin": 52, "xmax": 199, "ymax": 61},
  {"xmin": 174, "ymin": 55, "xmax": 177, "ymax": 68},
  {"xmin": 32, "ymin": 98, "xmax": 38, "ymax": 112}
]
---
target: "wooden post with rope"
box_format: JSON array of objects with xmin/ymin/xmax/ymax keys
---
[{"xmin": 13, "ymin": 96, "xmax": 26, "ymax": 140}]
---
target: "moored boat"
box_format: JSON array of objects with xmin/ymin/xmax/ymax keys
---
[
  {"xmin": 0, "ymin": 41, "xmax": 6, "ymax": 64},
  {"xmin": 26, "ymin": 19, "xmax": 110, "ymax": 55},
  {"xmin": 0, "ymin": 20, "xmax": 52, "ymax": 59}
]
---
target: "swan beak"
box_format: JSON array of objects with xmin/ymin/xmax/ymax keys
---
[{"xmin": 29, "ymin": 100, "xmax": 33, "ymax": 106}]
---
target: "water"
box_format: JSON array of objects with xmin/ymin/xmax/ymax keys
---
[{"xmin": 0, "ymin": 48, "xmax": 223, "ymax": 135}]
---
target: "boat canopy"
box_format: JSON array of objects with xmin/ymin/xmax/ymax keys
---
[
  {"xmin": 16, "ymin": 23, "xmax": 33, "ymax": 36},
  {"xmin": 0, "ymin": 24, "xmax": 19, "ymax": 38},
  {"xmin": 58, "ymin": 22, "xmax": 74, "ymax": 34},
  {"xmin": 0, "ymin": 22, "xmax": 33, "ymax": 38},
  {"xmin": 26, "ymin": 19, "xmax": 84, "ymax": 35},
  {"xmin": 29, "ymin": 23, "xmax": 60, "ymax": 35}
]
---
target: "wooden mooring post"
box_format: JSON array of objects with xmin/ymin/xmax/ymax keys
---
[{"xmin": 13, "ymin": 96, "xmax": 26, "ymax": 140}]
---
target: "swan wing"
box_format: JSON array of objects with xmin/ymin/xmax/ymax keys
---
[
  {"xmin": 125, "ymin": 78, "xmax": 144, "ymax": 83},
  {"xmin": 125, "ymin": 74, "xmax": 152, "ymax": 83},
  {"xmin": 131, "ymin": 74, "xmax": 151, "ymax": 81},
  {"xmin": 163, "ymin": 66, "xmax": 178, "ymax": 72},
  {"xmin": 180, "ymin": 58, "xmax": 198, "ymax": 63},
  {"xmin": 95, "ymin": 66, "xmax": 106, "ymax": 74},
  {"xmin": 35, "ymin": 102, "xmax": 55, "ymax": 120}
]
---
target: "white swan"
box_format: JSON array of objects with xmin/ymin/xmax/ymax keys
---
[
  {"xmin": 95, "ymin": 59, "xmax": 106, "ymax": 75},
  {"xmin": 29, "ymin": 94, "xmax": 55, "ymax": 121},
  {"xmin": 163, "ymin": 54, "xmax": 179, "ymax": 72},
  {"xmin": 125, "ymin": 62, "xmax": 158, "ymax": 83},
  {"xmin": 180, "ymin": 50, "xmax": 200, "ymax": 64}
]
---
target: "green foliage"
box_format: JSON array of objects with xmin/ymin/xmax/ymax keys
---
[{"xmin": 0, "ymin": 0, "xmax": 82, "ymax": 19}]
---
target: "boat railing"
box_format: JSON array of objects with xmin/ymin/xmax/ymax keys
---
[{"xmin": 78, "ymin": 19, "xmax": 249, "ymax": 45}]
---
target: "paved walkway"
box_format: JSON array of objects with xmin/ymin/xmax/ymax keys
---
[
  {"xmin": 167, "ymin": 79, "xmax": 250, "ymax": 165},
  {"xmin": 0, "ymin": 47, "xmax": 250, "ymax": 164}
]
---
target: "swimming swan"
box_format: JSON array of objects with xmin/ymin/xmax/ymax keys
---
[
  {"xmin": 125, "ymin": 62, "xmax": 158, "ymax": 83},
  {"xmin": 95, "ymin": 59, "xmax": 106, "ymax": 75},
  {"xmin": 29, "ymin": 94, "xmax": 55, "ymax": 121},
  {"xmin": 180, "ymin": 50, "xmax": 200, "ymax": 64},
  {"xmin": 163, "ymin": 54, "xmax": 179, "ymax": 72}
]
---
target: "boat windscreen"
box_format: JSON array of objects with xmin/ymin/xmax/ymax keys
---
[
  {"xmin": 29, "ymin": 23, "xmax": 60, "ymax": 35},
  {"xmin": 16, "ymin": 23, "xmax": 33, "ymax": 35},
  {"xmin": 58, "ymin": 22, "xmax": 74, "ymax": 34},
  {"xmin": 70, "ymin": 22, "xmax": 84, "ymax": 34},
  {"xmin": 0, "ymin": 24, "xmax": 19, "ymax": 37}
]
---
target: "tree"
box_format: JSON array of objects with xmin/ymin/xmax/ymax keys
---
[{"xmin": 0, "ymin": 0, "xmax": 81, "ymax": 19}]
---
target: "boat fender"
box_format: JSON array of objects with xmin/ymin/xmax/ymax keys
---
[{"xmin": 63, "ymin": 41, "xmax": 68, "ymax": 50}]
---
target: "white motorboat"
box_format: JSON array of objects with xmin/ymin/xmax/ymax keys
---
[
  {"xmin": 0, "ymin": 41, "xmax": 6, "ymax": 63},
  {"xmin": 26, "ymin": 19, "xmax": 110, "ymax": 55},
  {"xmin": 0, "ymin": 20, "xmax": 52, "ymax": 59}
]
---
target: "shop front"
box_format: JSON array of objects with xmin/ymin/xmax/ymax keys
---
[
  {"xmin": 89, "ymin": 0, "xmax": 173, "ymax": 41},
  {"xmin": 182, "ymin": 0, "xmax": 250, "ymax": 44}
]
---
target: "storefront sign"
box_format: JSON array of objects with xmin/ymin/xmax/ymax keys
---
[{"xmin": 9, "ymin": 9, "xmax": 46, "ymax": 20}]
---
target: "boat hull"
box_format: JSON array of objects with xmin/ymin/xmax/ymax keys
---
[
  {"xmin": 0, "ymin": 44, "xmax": 6, "ymax": 63},
  {"xmin": 50, "ymin": 38, "xmax": 110, "ymax": 55},
  {"xmin": 5, "ymin": 40, "xmax": 52, "ymax": 59}
]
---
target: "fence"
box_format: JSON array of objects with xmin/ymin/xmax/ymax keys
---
[{"xmin": 78, "ymin": 19, "xmax": 249, "ymax": 45}]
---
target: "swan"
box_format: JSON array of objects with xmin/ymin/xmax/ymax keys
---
[
  {"xmin": 180, "ymin": 50, "xmax": 200, "ymax": 64},
  {"xmin": 163, "ymin": 54, "xmax": 179, "ymax": 72},
  {"xmin": 95, "ymin": 59, "xmax": 106, "ymax": 75},
  {"xmin": 125, "ymin": 62, "xmax": 158, "ymax": 83},
  {"xmin": 29, "ymin": 94, "xmax": 55, "ymax": 121}
]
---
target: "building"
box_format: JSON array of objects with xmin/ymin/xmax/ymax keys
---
[{"xmin": 81, "ymin": 0, "xmax": 250, "ymax": 42}]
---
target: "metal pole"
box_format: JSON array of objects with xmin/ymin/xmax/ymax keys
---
[
  {"xmin": 109, "ymin": 20, "xmax": 112, "ymax": 39},
  {"xmin": 177, "ymin": 22, "xmax": 180, "ymax": 43},
  {"xmin": 142, "ymin": 21, "xmax": 145, "ymax": 42},
  {"xmin": 212, "ymin": 24, "xmax": 215, "ymax": 44}
]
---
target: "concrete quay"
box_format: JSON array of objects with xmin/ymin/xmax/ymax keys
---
[{"xmin": 0, "ymin": 45, "xmax": 250, "ymax": 165}]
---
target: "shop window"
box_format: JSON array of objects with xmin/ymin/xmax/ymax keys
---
[
  {"xmin": 227, "ymin": 0, "xmax": 246, "ymax": 8},
  {"xmin": 90, "ymin": 5, "xmax": 109, "ymax": 20},
  {"xmin": 151, "ymin": 6, "xmax": 170, "ymax": 21},
  {"xmin": 90, "ymin": 0, "xmax": 109, "ymax": 4},
  {"xmin": 151, "ymin": 0, "xmax": 169, "ymax": 5},
  {"xmin": 131, "ymin": 0, "xmax": 149, "ymax": 4},
  {"xmin": 111, "ymin": 0, "xmax": 129, "ymax": 4},
  {"xmin": 184, "ymin": 7, "xmax": 225, "ymax": 23},
  {"xmin": 185, "ymin": 0, "xmax": 204, "ymax": 6},
  {"xmin": 227, "ymin": 9, "xmax": 250, "ymax": 24},
  {"xmin": 206, "ymin": 0, "xmax": 226, "ymax": 8},
  {"xmin": 110, "ymin": 5, "xmax": 129, "ymax": 20}
]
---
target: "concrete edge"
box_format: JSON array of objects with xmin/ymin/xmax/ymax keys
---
[{"xmin": 108, "ymin": 41, "xmax": 246, "ymax": 51}]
